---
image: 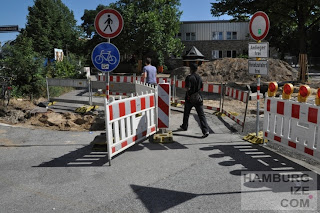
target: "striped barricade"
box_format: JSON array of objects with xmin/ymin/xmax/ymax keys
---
[
  {"xmin": 222, "ymin": 86, "xmax": 250, "ymax": 130},
  {"xmin": 158, "ymin": 82, "xmax": 170, "ymax": 129},
  {"xmin": 263, "ymin": 97, "xmax": 320, "ymax": 161},
  {"xmin": 105, "ymin": 92, "xmax": 157, "ymax": 164}
]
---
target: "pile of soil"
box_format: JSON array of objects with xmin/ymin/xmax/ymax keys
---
[
  {"xmin": 0, "ymin": 99, "xmax": 104, "ymax": 131},
  {"xmin": 170, "ymin": 58, "xmax": 298, "ymax": 83}
]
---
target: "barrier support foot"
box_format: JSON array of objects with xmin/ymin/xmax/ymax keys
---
[{"xmin": 151, "ymin": 131, "xmax": 173, "ymax": 143}]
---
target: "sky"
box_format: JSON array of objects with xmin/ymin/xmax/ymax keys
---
[{"xmin": 0, "ymin": 0, "xmax": 230, "ymax": 45}]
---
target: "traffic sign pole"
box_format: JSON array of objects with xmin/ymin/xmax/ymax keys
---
[{"xmin": 256, "ymin": 40, "xmax": 261, "ymax": 136}]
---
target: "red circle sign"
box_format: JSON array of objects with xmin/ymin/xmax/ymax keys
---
[
  {"xmin": 249, "ymin": 11, "xmax": 270, "ymax": 41},
  {"xmin": 94, "ymin": 9, "xmax": 124, "ymax": 39}
]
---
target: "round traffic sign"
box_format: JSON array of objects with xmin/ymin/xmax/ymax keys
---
[
  {"xmin": 249, "ymin": 11, "xmax": 270, "ymax": 41},
  {"xmin": 94, "ymin": 8, "xmax": 123, "ymax": 39},
  {"xmin": 91, "ymin": 42, "xmax": 120, "ymax": 72}
]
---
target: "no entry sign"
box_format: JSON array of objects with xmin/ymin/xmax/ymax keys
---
[
  {"xmin": 249, "ymin": 11, "xmax": 270, "ymax": 41},
  {"xmin": 94, "ymin": 8, "xmax": 124, "ymax": 39}
]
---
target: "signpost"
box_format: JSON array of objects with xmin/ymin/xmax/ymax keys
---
[
  {"xmin": 248, "ymin": 60, "xmax": 269, "ymax": 75},
  {"xmin": 248, "ymin": 11, "xmax": 270, "ymax": 137},
  {"xmin": 248, "ymin": 42, "xmax": 269, "ymax": 58},
  {"xmin": 94, "ymin": 8, "xmax": 124, "ymax": 39},
  {"xmin": 0, "ymin": 25, "xmax": 19, "ymax": 32},
  {"xmin": 91, "ymin": 42, "xmax": 120, "ymax": 72}
]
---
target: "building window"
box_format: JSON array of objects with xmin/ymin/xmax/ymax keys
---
[
  {"xmin": 186, "ymin": 32, "xmax": 196, "ymax": 41},
  {"xmin": 212, "ymin": 32, "xmax": 223, "ymax": 40},
  {"xmin": 212, "ymin": 50, "xmax": 223, "ymax": 59},
  {"xmin": 176, "ymin": 33, "xmax": 182, "ymax": 39},
  {"xmin": 227, "ymin": 50, "xmax": 237, "ymax": 58},
  {"xmin": 227, "ymin": 31, "xmax": 237, "ymax": 40}
]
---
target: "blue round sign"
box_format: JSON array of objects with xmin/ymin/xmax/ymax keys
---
[{"xmin": 91, "ymin": 42, "xmax": 120, "ymax": 72}]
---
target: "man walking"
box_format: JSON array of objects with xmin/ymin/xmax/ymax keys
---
[
  {"xmin": 180, "ymin": 63, "xmax": 209, "ymax": 138},
  {"xmin": 143, "ymin": 57, "xmax": 157, "ymax": 85}
]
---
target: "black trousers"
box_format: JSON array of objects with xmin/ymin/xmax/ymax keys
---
[{"xmin": 181, "ymin": 101, "xmax": 209, "ymax": 135}]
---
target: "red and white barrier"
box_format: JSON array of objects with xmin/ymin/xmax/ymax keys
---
[
  {"xmin": 264, "ymin": 97, "xmax": 320, "ymax": 160},
  {"xmin": 225, "ymin": 86, "xmax": 249, "ymax": 103},
  {"xmin": 158, "ymin": 82, "xmax": 170, "ymax": 129},
  {"xmin": 105, "ymin": 92, "xmax": 157, "ymax": 164}
]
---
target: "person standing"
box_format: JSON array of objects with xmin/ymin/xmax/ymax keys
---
[
  {"xmin": 180, "ymin": 63, "xmax": 209, "ymax": 138},
  {"xmin": 142, "ymin": 57, "xmax": 157, "ymax": 85}
]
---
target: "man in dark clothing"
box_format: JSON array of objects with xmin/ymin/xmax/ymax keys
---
[{"xmin": 180, "ymin": 63, "xmax": 209, "ymax": 138}]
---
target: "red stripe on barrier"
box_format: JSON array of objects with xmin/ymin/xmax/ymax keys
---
[
  {"xmin": 151, "ymin": 126, "xmax": 156, "ymax": 132},
  {"xmin": 150, "ymin": 96, "xmax": 154, "ymax": 107},
  {"xmin": 141, "ymin": 97, "xmax": 146, "ymax": 110},
  {"xmin": 291, "ymin": 104, "xmax": 300, "ymax": 119},
  {"xmin": 274, "ymin": 135, "xmax": 281, "ymax": 142},
  {"xmin": 158, "ymin": 97, "xmax": 169, "ymax": 115},
  {"xmin": 119, "ymin": 102, "xmax": 125, "ymax": 117},
  {"xmin": 121, "ymin": 141, "xmax": 128, "ymax": 148},
  {"xmin": 109, "ymin": 105, "xmax": 113, "ymax": 120},
  {"xmin": 116, "ymin": 76, "xmax": 120, "ymax": 82},
  {"xmin": 142, "ymin": 131, "xmax": 147, "ymax": 136},
  {"xmin": 182, "ymin": 81, "xmax": 185, "ymax": 88},
  {"xmin": 133, "ymin": 135, "xmax": 137, "ymax": 142},
  {"xmin": 265, "ymin": 132, "xmax": 268, "ymax": 137},
  {"xmin": 257, "ymin": 86, "xmax": 260, "ymax": 91},
  {"xmin": 158, "ymin": 118, "xmax": 168, "ymax": 128},
  {"xmin": 110, "ymin": 76, "xmax": 113, "ymax": 82},
  {"xmin": 236, "ymin": 90, "xmax": 239, "ymax": 99},
  {"xmin": 241, "ymin": 92, "xmax": 244, "ymax": 102},
  {"xmin": 218, "ymin": 85, "xmax": 221, "ymax": 94},
  {"xmin": 130, "ymin": 100, "xmax": 136, "ymax": 113},
  {"xmin": 267, "ymin": 99, "xmax": 271, "ymax": 112},
  {"xmin": 207, "ymin": 106, "xmax": 213, "ymax": 110},
  {"xmin": 277, "ymin": 101, "xmax": 284, "ymax": 115},
  {"xmin": 305, "ymin": 147, "xmax": 314, "ymax": 156},
  {"xmin": 208, "ymin": 84, "xmax": 213, "ymax": 92},
  {"xmin": 288, "ymin": 141, "xmax": 296, "ymax": 148},
  {"xmin": 308, "ymin": 107, "xmax": 318, "ymax": 124},
  {"xmin": 112, "ymin": 147, "xmax": 116, "ymax": 153},
  {"xmin": 124, "ymin": 76, "xmax": 127, "ymax": 82}
]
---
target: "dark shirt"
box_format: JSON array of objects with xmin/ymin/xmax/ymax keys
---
[{"xmin": 185, "ymin": 73, "xmax": 203, "ymax": 101}]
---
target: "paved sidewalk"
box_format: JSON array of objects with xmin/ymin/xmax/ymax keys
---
[{"xmin": 0, "ymin": 109, "xmax": 319, "ymax": 213}]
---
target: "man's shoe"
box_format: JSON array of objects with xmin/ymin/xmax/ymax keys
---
[
  {"xmin": 202, "ymin": 132, "xmax": 209, "ymax": 138},
  {"xmin": 180, "ymin": 125, "xmax": 187, "ymax": 131}
]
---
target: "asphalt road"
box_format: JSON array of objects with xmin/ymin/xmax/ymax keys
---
[{"xmin": 1, "ymin": 108, "xmax": 320, "ymax": 213}]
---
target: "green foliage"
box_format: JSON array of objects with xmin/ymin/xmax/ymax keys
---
[
  {"xmin": 81, "ymin": 0, "xmax": 184, "ymax": 67},
  {"xmin": 0, "ymin": 35, "xmax": 46, "ymax": 99},
  {"xmin": 49, "ymin": 86, "xmax": 74, "ymax": 98},
  {"xmin": 25, "ymin": 0, "xmax": 81, "ymax": 59},
  {"xmin": 52, "ymin": 53, "xmax": 85, "ymax": 78},
  {"xmin": 211, "ymin": 0, "xmax": 320, "ymax": 56}
]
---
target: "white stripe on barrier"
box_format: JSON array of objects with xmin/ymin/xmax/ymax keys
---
[{"xmin": 264, "ymin": 97, "xmax": 320, "ymax": 161}]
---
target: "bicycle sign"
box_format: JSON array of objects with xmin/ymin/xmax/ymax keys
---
[{"xmin": 91, "ymin": 42, "xmax": 120, "ymax": 72}]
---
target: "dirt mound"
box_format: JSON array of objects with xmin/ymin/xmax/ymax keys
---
[
  {"xmin": 171, "ymin": 58, "xmax": 298, "ymax": 83},
  {"xmin": 27, "ymin": 110, "xmax": 105, "ymax": 131}
]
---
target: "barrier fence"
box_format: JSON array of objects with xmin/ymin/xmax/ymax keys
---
[
  {"xmin": 222, "ymin": 86, "xmax": 250, "ymax": 130},
  {"xmin": 263, "ymin": 96, "xmax": 320, "ymax": 161},
  {"xmin": 47, "ymin": 75, "xmax": 250, "ymax": 129},
  {"xmin": 104, "ymin": 91, "xmax": 157, "ymax": 165}
]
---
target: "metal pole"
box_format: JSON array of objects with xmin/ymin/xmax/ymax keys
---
[
  {"xmin": 46, "ymin": 77, "xmax": 50, "ymax": 102},
  {"xmin": 89, "ymin": 79, "xmax": 92, "ymax": 106},
  {"xmin": 256, "ymin": 75, "xmax": 261, "ymax": 136}
]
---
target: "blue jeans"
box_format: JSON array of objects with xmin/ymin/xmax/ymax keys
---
[{"xmin": 181, "ymin": 101, "xmax": 209, "ymax": 135}]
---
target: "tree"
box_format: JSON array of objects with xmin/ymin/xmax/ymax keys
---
[
  {"xmin": 0, "ymin": 34, "xmax": 46, "ymax": 99},
  {"xmin": 81, "ymin": 0, "xmax": 184, "ymax": 67},
  {"xmin": 211, "ymin": 0, "xmax": 320, "ymax": 56},
  {"xmin": 211, "ymin": 0, "xmax": 320, "ymax": 82},
  {"xmin": 25, "ymin": 0, "xmax": 80, "ymax": 59}
]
